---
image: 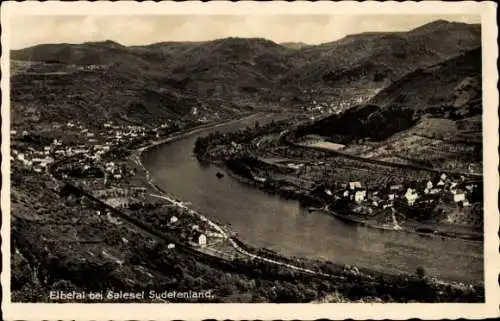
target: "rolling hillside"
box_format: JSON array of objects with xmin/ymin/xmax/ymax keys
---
[
  {"xmin": 11, "ymin": 19, "xmax": 481, "ymax": 127},
  {"xmin": 370, "ymin": 47, "xmax": 482, "ymax": 112},
  {"xmin": 299, "ymin": 46, "xmax": 482, "ymax": 143},
  {"xmin": 283, "ymin": 20, "xmax": 480, "ymax": 90}
]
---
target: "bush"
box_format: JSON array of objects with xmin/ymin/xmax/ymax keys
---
[{"xmin": 415, "ymin": 266, "xmax": 426, "ymax": 279}]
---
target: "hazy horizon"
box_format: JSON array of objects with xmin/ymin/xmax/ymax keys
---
[{"xmin": 10, "ymin": 15, "xmax": 480, "ymax": 50}]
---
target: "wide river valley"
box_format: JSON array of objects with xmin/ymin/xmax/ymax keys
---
[{"xmin": 142, "ymin": 114, "xmax": 483, "ymax": 282}]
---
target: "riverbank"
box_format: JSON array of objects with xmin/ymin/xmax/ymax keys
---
[
  {"xmin": 133, "ymin": 112, "xmax": 275, "ymax": 231},
  {"xmin": 136, "ymin": 112, "xmax": 267, "ymax": 155},
  {"xmin": 131, "ymin": 146, "xmax": 485, "ymax": 301},
  {"xmin": 134, "ymin": 114, "xmax": 405, "ymax": 278},
  {"xmin": 134, "ymin": 134, "xmax": 348, "ymax": 281},
  {"xmin": 199, "ymin": 156, "xmax": 482, "ymax": 242},
  {"xmin": 135, "ymin": 112, "xmax": 483, "ymax": 287},
  {"xmin": 326, "ymin": 207, "xmax": 483, "ymax": 242}
]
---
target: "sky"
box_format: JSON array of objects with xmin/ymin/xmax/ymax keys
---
[{"xmin": 9, "ymin": 14, "xmax": 480, "ymax": 50}]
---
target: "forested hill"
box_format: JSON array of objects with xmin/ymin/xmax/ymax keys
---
[{"xmin": 11, "ymin": 20, "xmax": 480, "ymax": 127}]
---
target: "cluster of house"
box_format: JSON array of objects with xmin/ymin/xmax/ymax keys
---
[
  {"xmin": 329, "ymin": 173, "xmax": 479, "ymax": 209},
  {"xmin": 78, "ymin": 64, "xmax": 109, "ymax": 71},
  {"xmin": 304, "ymin": 104, "xmax": 344, "ymax": 120},
  {"xmin": 12, "ymin": 119, "xmax": 153, "ymax": 175},
  {"xmin": 188, "ymin": 224, "xmax": 209, "ymax": 248},
  {"xmin": 11, "ymin": 148, "xmax": 54, "ymax": 173},
  {"xmin": 302, "ymin": 93, "xmax": 372, "ymax": 119},
  {"xmin": 66, "ymin": 120, "xmax": 149, "ymax": 144},
  {"xmin": 102, "ymin": 161, "xmax": 135, "ymax": 181},
  {"xmin": 103, "ymin": 122, "xmax": 148, "ymax": 142},
  {"xmin": 165, "ymin": 215, "xmax": 211, "ymax": 248},
  {"xmin": 10, "ymin": 136, "xmax": 61, "ymax": 173},
  {"xmin": 93, "ymin": 187, "xmax": 147, "ymax": 199}
]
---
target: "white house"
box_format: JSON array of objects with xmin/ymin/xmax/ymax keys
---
[
  {"xmin": 167, "ymin": 243, "xmax": 176, "ymax": 249},
  {"xmin": 390, "ymin": 184, "xmax": 403, "ymax": 191},
  {"xmin": 454, "ymin": 193, "xmax": 466, "ymax": 203},
  {"xmin": 465, "ymin": 184, "xmax": 475, "ymax": 192},
  {"xmin": 349, "ymin": 181, "xmax": 362, "ymax": 190},
  {"xmin": 254, "ymin": 176, "xmax": 267, "ymax": 183},
  {"xmin": 404, "ymin": 188, "xmax": 419, "ymax": 206},
  {"xmin": 197, "ymin": 234, "xmax": 207, "ymax": 247},
  {"xmin": 288, "ymin": 163, "xmax": 304, "ymax": 170},
  {"xmin": 170, "ymin": 216, "xmax": 178, "ymax": 224},
  {"xmin": 450, "ymin": 182, "xmax": 458, "ymax": 194},
  {"xmin": 354, "ymin": 190, "xmax": 366, "ymax": 203}
]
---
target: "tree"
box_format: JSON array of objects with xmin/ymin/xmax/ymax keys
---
[{"xmin": 415, "ymin": 266, "xmax": 426, "ymax": 279}]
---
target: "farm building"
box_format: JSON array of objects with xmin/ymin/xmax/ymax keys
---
[
  {"xmin": 195, "ymin": 233, "xmax": 207, "ymax": 247},
  {"xmin": 349, "ymin": 181, "xmax": 362, "ymax": 190},
  {"xmin": 404, "ymin": 188, "xmax": 419, "ymax": 206},
  {"xmin": 354, "ymin": 190, "xmax": 367, "ymax": 203}
]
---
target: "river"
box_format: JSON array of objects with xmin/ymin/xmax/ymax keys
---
[{"xmin": 141, "ymin": 114, "xmax": 483, "ymax": 283}]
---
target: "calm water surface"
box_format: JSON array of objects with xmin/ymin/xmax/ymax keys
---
[{"xmin": 142, "ymin": 115, "xmax": 483, "ymax": 282}]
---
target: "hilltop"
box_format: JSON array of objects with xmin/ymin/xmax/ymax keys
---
[
  {"xmin": 282, "ymin": 20, "xmax": 480, "ymax": 91},
  {"xmin": 280, "ymin": 42, "xmax": 310, "ymax": 50}
]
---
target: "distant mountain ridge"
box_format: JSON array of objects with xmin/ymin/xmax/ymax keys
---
[
  {"xmin": 11, "ymin": 19, "xmax": 481, "ymax": 126},
  {"xmin": 282, "ymin": 20, "xmax": 480, "ymax": 89},
  {"xmin": 280, "ymin": 42, "xmax": 310, "ymax": 50}
]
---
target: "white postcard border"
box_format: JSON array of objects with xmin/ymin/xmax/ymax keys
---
[{"xmin": 1, "ymin": 1, "xmax": 498, "ymax": 320}]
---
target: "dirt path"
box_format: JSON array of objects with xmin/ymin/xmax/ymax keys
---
[{"xmin": 149, "ymin": 194, "xmax": 335, "ymax": 278}]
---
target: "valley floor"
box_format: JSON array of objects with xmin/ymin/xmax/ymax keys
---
[
  {"xmin": 194, "ymin": 114, "xmax": 483, "ymax": 241},
  {"xmin": 10, "ymin": 113, "xmax": 484, "ymax": 303}
]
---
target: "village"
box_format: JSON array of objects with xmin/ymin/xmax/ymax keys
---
[
  {"xmin": 257, "ymin": 159, "xmax": 482, "ymax": 227},
  {"xmin": 232, "ymin": 152, "xmax": 483, "ymax": 234},
  {"xmin": 322, "ymin": 173, "xmax": 479, "ymax": 209},
  {"xmin": 10, "ymin": 116, "xmax": 183, "ymax": 175},
  {"xmin": 259, "ymin": 155, "xmax": 482, "ymax": 226},
  {"xmin": 192, "ymin": 109, "xmax": 482, "ymax": 232},
  {"xmin": 299, "ymin": 88, "xmax": 375, "ymax": 120},
  {"xmin": 10, "ymin": 117, "xmax": 229, "ymax": 254},
  {"xmin": 316, "ymin": 172, "xmax": 482, "ymax": 228}
]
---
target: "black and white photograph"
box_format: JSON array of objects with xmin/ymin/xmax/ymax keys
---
[{"xmin": 1, "ymin": 1, "xmax": 498, "ymax": 320}]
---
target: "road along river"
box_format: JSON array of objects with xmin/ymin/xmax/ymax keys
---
[{"xmin": 141, "ymin": 114, "xmax": 483, "ymax": 283}]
